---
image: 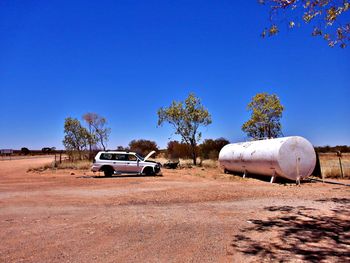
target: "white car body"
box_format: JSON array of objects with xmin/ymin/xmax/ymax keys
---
[{"xmin": 91, "ymin": 150, "xmax": 161, "ymax": 176}]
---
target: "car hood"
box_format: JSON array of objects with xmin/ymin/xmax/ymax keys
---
[{"xmin": 144, "ymin": 150, "xmax": 156, "ymax": 161}]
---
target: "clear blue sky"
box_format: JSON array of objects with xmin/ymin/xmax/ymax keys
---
[{"xmin": 0, "ymin": 0, "xmax": 349, "ymax": 150}]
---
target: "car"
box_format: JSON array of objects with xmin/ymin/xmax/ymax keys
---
[{"xmin": 91, "ymin": 150, "xmax": 161, "ymax": 177}]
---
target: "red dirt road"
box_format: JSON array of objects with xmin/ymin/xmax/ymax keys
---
[{"xmin": 0, "ymin": 158, "xmax": 349, "ymax": 262}]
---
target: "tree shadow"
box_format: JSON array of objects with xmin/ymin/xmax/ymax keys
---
[
  {"xmin": 231, "ymin": 202, "xmax": 350, "ymax": 262},
  {"xmin": 316, "ymin": 197, "xmax": 350, "ymax": 204}
]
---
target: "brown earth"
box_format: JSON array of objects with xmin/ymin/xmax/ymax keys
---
[{"xmin": 0, "ymin": 157, "xmax": 349, "ymax": 262}]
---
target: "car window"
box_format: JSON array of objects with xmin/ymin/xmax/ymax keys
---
[
  {"xmin": 100, "ymin": 153, "xmax": 114, "ymax": 160},
  {"xmin": 135, "ymin": 153, "xmax": 144, "ymax": 161},
  {"xmin": 115, "ymin": 154, "xmax": 127, "ymax": 161},
  {"xmin": 127, "ymin": 154, "xmax": 138, "ymax": 161}
]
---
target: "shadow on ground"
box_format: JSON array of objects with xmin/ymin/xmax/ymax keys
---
[
  {"xmin": 231, "ymin": 199, "xmax": 350, "ymax": 262},
  {"xmin": 227, "ymin": 171, "xmax": 314, "ymax": 185}
]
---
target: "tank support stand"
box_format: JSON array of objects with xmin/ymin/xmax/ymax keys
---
[
  {"xmin": 296, "ymin": 157, "xmax": 301, "ymax": 186},
  {"xmin": 270, "ymin": 171, "xmax": 276, "ymax": 183}
]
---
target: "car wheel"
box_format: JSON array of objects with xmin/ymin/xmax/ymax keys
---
[
  {"xmin": 143, "ymin": 167, "xmax": 154, "ymax": 176},
  {"xmin": 103, "ymin": 167, "xmax": 114, "ymax": 177}
]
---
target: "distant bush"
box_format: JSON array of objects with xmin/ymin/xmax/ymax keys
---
[
  {"xmin": 129, "ymin": 139, "xmax": 159, "ymax": 157},
  {"xmin": 21, "ymin": 147, "xmax": 30, "ymax": 155},
  {"xmin": 166, "ymin": 140, "xmax": 193, "ymax": 159},
  {"xmin": 42, "ymin": 147, "xmax": 56, "ymax": 153},
  {"xmin": 199, "ymin": 138, "xmax": 230, "ymax": 160},
  {"xmin": 115, "ymin": 145, "xmax": 129, "ymax": 151},
  {"xmin": 315, "ymin": 145, "xmax": 350, "ymax": 153}
]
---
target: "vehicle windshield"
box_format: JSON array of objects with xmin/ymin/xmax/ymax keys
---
[{"xmin": 135, "ymin": 153, "xmax": 144, "ymax": 161}]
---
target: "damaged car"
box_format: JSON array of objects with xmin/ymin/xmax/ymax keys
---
[{"xmin": 91, "ymin": 150, "xmax": 161, "ymax": 177}]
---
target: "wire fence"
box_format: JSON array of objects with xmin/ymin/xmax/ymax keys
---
[{"xmin": 318, "ymin": 153, "xmax": 350, "ymax": 178}]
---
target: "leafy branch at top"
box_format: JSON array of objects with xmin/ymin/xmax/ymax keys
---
[{"xmin": 259, "ymin": 0, "xmax": 350, "ymax": 48}]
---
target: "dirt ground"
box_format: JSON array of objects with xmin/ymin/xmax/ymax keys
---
[{"xmin": 0, "ymin": 157, "xmax": 349, "ymax": 262}]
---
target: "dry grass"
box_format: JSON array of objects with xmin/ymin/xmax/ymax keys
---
[
  {"xmin": 155, "ymin": 157, "xmax": 218, "ymax": 168},
  {"xmin": 318, "ymin": 153, "xmax": 350, "ymax": 179},
  {"xmin": 28, "ymin": 160, "xmax": 91, "ymax": 172},
  {"xmin": 157, "ymin": 153, "xmax": 350, "ymax": 180}
]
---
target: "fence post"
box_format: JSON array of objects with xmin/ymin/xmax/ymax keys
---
[{"xmin": 337, "ymin": 151, "xmax": 344, "ymax": 179}]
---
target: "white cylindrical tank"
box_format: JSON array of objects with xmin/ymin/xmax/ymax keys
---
[{"xmin": 219, "ymin": 136, "xmax": 316, "ymax": 181}]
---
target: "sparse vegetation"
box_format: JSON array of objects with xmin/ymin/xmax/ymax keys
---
[
  {"xmin": 315, "ymin": 145, "xmax": 350, "ymax": 153},
  {"xmin": 28, "ymin": 159, "xmax": 91, "ymax": 172},
  {"xmin": 199, "ymin": 138, "xmax": 230, "ymax": 160},
  {"xmin": 158, "ymin": 93, "xmax": 212, "ymax": 165},
  {"xmin": 166, "ymin": 140, "xmax": 193, "ymax": 159},
  {"xmin": 42, "ymin": 147, "xmax": 55, "ymax": 153},
  {"xmin": 63, "ymin": 113, "xmax": 111, "ymax": 161},
  {"xmin": 128, "ymin": 139, "xmax": 159, "ymax": 156},
  {"xmin": 318, "ymin": 153, "xmax": 350, "ymax": 178}
]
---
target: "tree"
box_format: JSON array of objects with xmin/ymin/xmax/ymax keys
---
[
  {"xmin": 82, "ymin": 113, "xmax": 111, "ymax": 151},
  {"xmin": 21, "ymin": 147, "xmax": 30, "ymax": 155},
  {"xmin": 116, "ymin": 145, "xmax": 128, "ymax": 151},
  {"xmin": 128, "ymin": 139, "xmax": 159, "ymax": 156},
  {"xmin": 63, "ymin": 117, "xmax": 90, "ymax": 160},
  {"xmin": 242, "ymin": 93, "xmax": 284, "ymax": 140},
  {"xmin": 199, "ymin": 138, "xmax": 230, "ymax": 160},
  {"xmin": 158, "ymin": 93, "xmax": 212, "ymax": 165},
  {"xmin": 42, "ymin": 147, "xmax": 55, "ymax": 153},
  {"xmin": 259, "ymin": 0, "xmax": 350, "ymax": 48}
]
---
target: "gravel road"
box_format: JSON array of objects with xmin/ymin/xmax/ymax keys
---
[{"xmin": 0, "ymin": 157, "xmax": 349, "ymax": 262}]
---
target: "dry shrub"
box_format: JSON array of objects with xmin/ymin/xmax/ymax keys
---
[
  {"xmin": 155, "ymin": 157, "xmax": 218, "ymax": 169},
  {"xmin": 28, "ymin": 160, "xmax": 91, "ymax": 172},
  {"xmin": 56, "ymin": 160, "xmax": 91, "ymax": 170},
  {"xmin": 129, "ymin": 139, "xmax": 159, "ymax": 157},
  {"xmin": 201, "ymin": 159, "xmax": 218, "ymax": 168},
  {"xmin": 27, "ymin": 162, "xmax": 54, "ymax": 172}
]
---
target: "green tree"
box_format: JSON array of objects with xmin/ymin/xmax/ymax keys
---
[
  {"xmin": 259, "ymin": 0, "xmax": 350, "ymax": 48},
  {"xmin": 129, "ymin": 139, "xmax": 159, "ymax": 156},
  {"xmin": 21, "ymin": 147, "xmax": 30, "ymax": 155},
  {"xmin": 63, "ymin": 117, "xmax": 90, "ymax": 160},
  {"xmin": 242, "ymin": 93, "xmax": 284, "ymax": 140},
  {"xmin": 158, "ymin": 93, "xmax": 212, "ymax": 165},
  {"xmin": 82, "ymin": 112, "xmax": 111, "ymax": 151}
]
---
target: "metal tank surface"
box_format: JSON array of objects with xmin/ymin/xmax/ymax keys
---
[{"xmin": 218, "ymin": 136, "xmax": 316, "ymax": 183}]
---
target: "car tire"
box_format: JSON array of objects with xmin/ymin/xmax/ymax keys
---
[
  {"xmin": 103, "ymin": 166, "xmax": 114, "ymax": 177},
  {"xmin": 143, "ymin": 167, "xmax": 154, "ymax": 176}
]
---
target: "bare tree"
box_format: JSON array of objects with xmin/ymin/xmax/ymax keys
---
[{"xmin": 82, "ymin": 113, "xmax": 111, "ymax": 151}]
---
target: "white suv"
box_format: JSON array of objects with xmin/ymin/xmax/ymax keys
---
[{"xmin": 91, "ymin": 150, "xmax": 161, "ymax": 177}]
